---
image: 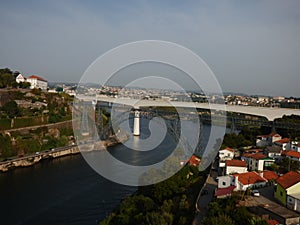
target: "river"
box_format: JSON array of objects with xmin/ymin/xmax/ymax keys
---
[{"xmin": 0, "ymin": 118, "xmax": 218, "ymax": 225}]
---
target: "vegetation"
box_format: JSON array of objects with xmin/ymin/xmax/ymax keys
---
[
  {"xmin": 100, "ymin": 165, "xmax": 208, "ymax": 225},
  {"xmin": 201, "ymin": 197, "xmax": 268, "ymax": 225}
]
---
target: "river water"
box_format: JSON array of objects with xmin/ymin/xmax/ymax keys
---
[{"xmin": 0, "ymin": 118, "xmax": 216, "ymax": 225}]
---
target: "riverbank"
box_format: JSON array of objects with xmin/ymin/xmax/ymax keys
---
[{"xmin": 0, "ymin": 133, "xmax": 129, "ymax": 172}]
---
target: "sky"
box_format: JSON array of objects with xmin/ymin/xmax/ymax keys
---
[{"xmin": 0, "ymin": 0, "xmax": 300, "ymax": 97}]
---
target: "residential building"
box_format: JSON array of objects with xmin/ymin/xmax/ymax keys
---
[
  {"xmin": 214, "ymin": 186, "xmax": 235, "ymax": 199},
  {"xmin": 265, "ymin": 145, "xmax": 282, "ymax": 159},
  {"xmin": 15, "ymin": 74, "xmax": 26, "ymax": 83},
  {"xmin": 286, "ymin": 151, "xmax": 300, "ymax": 162},
  {"xmin": 261, "ymin": 170, "xmax": 278, "ymax": 182},
  {"xmin": 188, "ymin": 155, "xmax": 200, "ymax": 166},
  {"xmin": 248, "ymin": 153, "xmax": 275, "ymax": 171},
  {"xmin": 274, "ymin": 138, "xmax": 291, "ymax": 150},
  {"xmin": 287, "ymin": 193, "xmax": 300, "ymax": 213},
  {"xmin": 256, "ymin": 133, "xmax": 282, "ymax": 147},
  {"xmin": 291, "ymin": 142, "xmax": 300, "ymax": 152},
  {"xmin": 27, "ymin": 75, "xmax": 48, "ymax": 90},
  {"xmin": 219, "ymin": 147, "xmax": 235, "ymax": 161},
  {"xmin": 225, "ymin": 159, "xmax": 248, "ymax": 175},
  {"xmin": 217, "ymin": 175, "xmax": 233, "ymax": 189},
  {"xmin": 232, "ymin": 171, "xmax": 267, "ymax": 191},
  {"xmin": 275, "ymin": 171, "xmax": 300, "ymax": 206}
]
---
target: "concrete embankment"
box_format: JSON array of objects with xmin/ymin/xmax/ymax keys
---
[
  {"xmin": 0, "ymin": 133, "xmax": 128, "ymax": 172},
  {"xmin": 0, "ymin": 146, "xmax": 80, "ymax": 172}
]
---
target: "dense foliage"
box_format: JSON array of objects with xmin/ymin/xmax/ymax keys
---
[
  {"xmin": 201, "ymin": 197, "xmax": 268, "ymax": 225},
  {"xmin": 100, "ymin": 165, "xmax": 207, "ymax": 225}
]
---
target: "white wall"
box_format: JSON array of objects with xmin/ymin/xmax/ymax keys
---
[
  {"xmin": 226, "ymin": 166, "xmax": 248, "ymax": 175},
  {"xmin": 217, "ymin": 176, "xmax": 232, "ymax": 188}
]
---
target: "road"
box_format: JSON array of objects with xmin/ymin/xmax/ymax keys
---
[{"xmin": 192, "ymin": 161, "xmax": 218, "ymax": 225}]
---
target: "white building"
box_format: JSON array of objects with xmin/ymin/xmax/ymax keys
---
[
  {"xmin": 248, "ymin": 153, "xmax": 275, "ymax": 171},
  {"xmin": 225, "ymin": 159, "xmax": 248, "ymax": 175},
  {"xmin": 217, "ymin": 175, "xmax": 234, "ymax": 189},
  {"xmin": 291, "ymin": 142, "xmax": 300, "ymax": 152},
  {"xmin": 27, "ymin": 75, "xmax": 48, "ymax": 90},
  {"xmin": 219, "ymin": 147, "xmax": 235, "ymax": 161},
  {"xmin": 287, "ymin": 193, "xmax": 300, "ymax": 213},
  {"xmin": 256, "ymin": 132, "xmax": 282, "ymax": 147},
  {"xmin": 232, "ymin": 171, "xmax": 267, "ymax": 191},
  {"xmin": 15, "ymin": 74, "xmax": 26, "ymax": 83}
]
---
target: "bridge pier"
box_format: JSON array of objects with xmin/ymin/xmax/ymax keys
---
[{"xmin": 133, "ymin": 107, "xmax": 140, "ymax": 136}]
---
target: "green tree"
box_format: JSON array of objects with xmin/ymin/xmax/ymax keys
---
[
  {"xmin": 145, "ymin": 211, "xmax": 173, "ymax": 225},
  {"xmin": 201, "ymin": 214, "xmax": 235, "ymax": 225},
  {"xmin": 2, "ymin": 101, "xmax": 20, "ymax": 118}
]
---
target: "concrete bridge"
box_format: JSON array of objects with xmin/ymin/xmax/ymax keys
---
[{"xmin": 75, "ymin": 95, "xmax": 300, "ymax": 136}]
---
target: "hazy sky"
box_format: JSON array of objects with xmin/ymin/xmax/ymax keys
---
[{"xmin": 0, "ymin": 0, "xmax": 300, "ymax": 97}]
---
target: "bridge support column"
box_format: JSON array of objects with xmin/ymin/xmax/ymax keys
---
[{"xmin": 133, "ymin": 107, "xmax": 140, "ymax": 136}]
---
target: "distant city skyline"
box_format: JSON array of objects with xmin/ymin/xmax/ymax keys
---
[{"xmin": 0, "ymin": 1, "xmax": 300, "ymax": 97}]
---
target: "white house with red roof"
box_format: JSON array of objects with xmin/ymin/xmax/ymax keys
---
[
  {"xmin": 225, "ymin": 159, "xmax": 248, "ymax": 175},
  {"xmin": 27, "ymin": 75, "xmax": 48, "ymax": 90},
  {"xmin": 232, "ymin": 171, "xmax": 268, "ymax": 191},
  {"xmin": 219, "ymin": 147, "xmax": 235, "ymax": 161},
  {"xmin": 248, "ymin": 153, "xmax": 275, "ymax": 171}
]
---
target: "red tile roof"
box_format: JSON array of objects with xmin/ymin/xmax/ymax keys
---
[
  {"xmin": 262, "ymin": 170, "xmax": 278, "ymax": 181},
  {"xmin": 249, "ymin": 153, "xmax": 267, "ymax": 160},
  {"xmin": 189, "ymin": 155, "xmax": 200, "ymax": 166},
  {"xmin": 286, "ymin": 150, "xmax": 300, "ymax": 159},
  {"xmin": 242, "ymin": 152, "xmax": 253, "ymax": 158},
  {"xmin": 268, "ymin": 132, "xmax": 281, "ymax": 137},
  {"xmin": 233, "ymin": 172, "xmax": 266, "ymax": 185},
  {"xmin": 226, "ymin": 159, "xmax": 247, "ymax": 167},
  {"xmin": 268, "ymin": 220, "xmax": 279, "ymax": 225},
  {"xmin": 276, "ymin": 171, "xmax": 300, "ymax": 189},
  {"xmin": 28, "ymin": 75, "xmax": 47, "ymax": 81},
  {"xmin": 224, "ymin": 147, "xmax": 234, "ymax": 152},
  {"xmin": 215, "ymin": 186, "xmax": 235, "ymax": 197},
  {"xmin": 257, "ymin": 133, "xmax": 281, "ymax": 138},
  {"xmin": 275, "ymin": 138, "xmax": 290, "ymax": 144}
]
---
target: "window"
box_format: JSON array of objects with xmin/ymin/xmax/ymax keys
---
[
  {"xmin": 280, "ymin": 191, "xmax": 283, "ymax": 196},
  {"xmin": 289, "ymin": 198, "xmax": 292, "ymax": 202},
  {"xmin": 223, "ymin": 182, "xmax": 226, "ymax": 186}
]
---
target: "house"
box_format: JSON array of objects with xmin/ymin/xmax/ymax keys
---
[
  {"xmin": 188, "ymin": 155, "xmax": 201, "ymax": 166},
  {"xmin": 214, "ymin": 186, "xmax": 235, "ymax": 199},
  {"xmin": 261, "ymin": 170, "xmax": 279, "ymax": 182},
  {"xmin": 225, "ymin": 159, "xmax": 248, "ymax": 175},
  {"xmin": 286, "ymin": 150, "xmax": 300, "ymax": 162},
  {"xmin": 275, "ymin": 171, "xmax": 300, "ymax": 206},
  {"xmin": 219, "ymin": 147, "xmax": 235, "ymax": 161},
  {"xmin": 291, "ymin": 142, "xmax": 300, "ymax": 152},
  {"xmin": 15, "ymin": 74, "xmax": 26, "ymax": 83},
  {"xmin": 27, "ymin": 75, "xmax": 48, "ymax": 90},
  {"xmin": 274, "ymin": 138, "xmax": 291, "ymax": 150},
  {"xmin": 219, "ymin": 147, "xmax": 235, "ymax": 168},
  {"xmin": 265, "ymin": 145, "xmax": 282, "ymax": 159},
  {"xmin": 248, "ymin": 153, "xmax": 275, "ymax": 171},
  {"xmin": 256, "ymin": 133, "xmax": 282, "ymax": 147},
  {"xmin": 232, "ymin": 171, "xmax": 267, "ymax": 191},
  {"xmin": 287, "ymin": 193, "xmax": 300, "ymax": 213},
  {"xmin": 217, "ymin": 175, "xmax": 233, "ymax": 189}
]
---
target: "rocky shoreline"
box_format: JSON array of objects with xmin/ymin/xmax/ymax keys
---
[{"xmin": 0, "ymin": 133, "xmax": 129, "ymax": 172}]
